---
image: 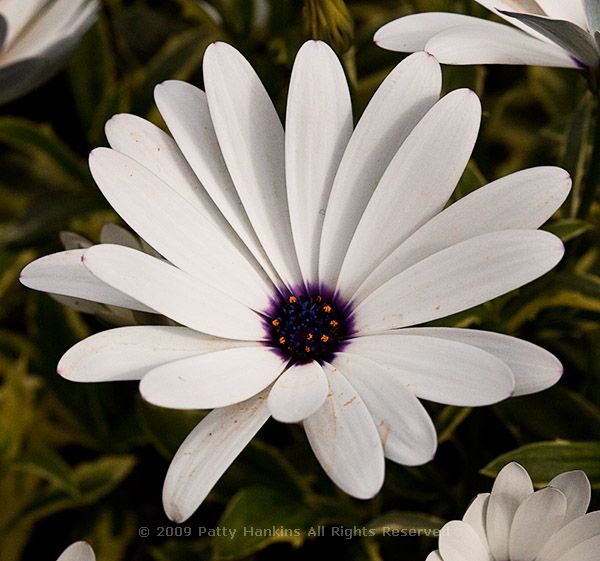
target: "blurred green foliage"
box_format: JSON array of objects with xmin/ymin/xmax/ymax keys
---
[{"xmin": 0, "ymin": 1, "xmax": 599, "ymax": 560}]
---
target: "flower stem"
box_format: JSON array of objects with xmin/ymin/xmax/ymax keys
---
[{"xmin": 577, "ymin": 77, "xmax": 600, "ymax": 218}]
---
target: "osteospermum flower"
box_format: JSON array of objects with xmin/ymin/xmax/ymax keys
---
[
  {"xmin": 375, "ymin": 1, "xmax": 600, "ymax": 69},
  {"xmin": 0, "ymin": 0, "xmax": 98, "ymax": 105},
  {"xmin": 57, "ymin": 542, "xmax": 95, "ymax": 561},
  {"xmin": 428, "ymin": 462, "xmax": 600, "ymax": 561},
  {"xmin": 21, "ymin": 41, "xmax": 570, "ymax": 522}
]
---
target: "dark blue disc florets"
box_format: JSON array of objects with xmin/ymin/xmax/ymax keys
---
[{"xmin": 265, "ymin": 288, "xmax": 353, "ymax": 364}]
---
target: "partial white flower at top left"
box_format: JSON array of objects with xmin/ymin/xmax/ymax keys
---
[
  {"xmin": 21, "ymin": 40, "xmax": 569, "ymax": 523},
  {"xmin": 0, "ymin": 0, "xmax": 98, "ymax": 105}
]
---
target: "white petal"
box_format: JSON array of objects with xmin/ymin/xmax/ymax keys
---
[
  {"xmin": 89, "ymin": 148, "xmax": 272, "ymax": 311},
  {"xmin": 439, "ymin": 520, "xmax": 493, "ymax": 561},
  {"xmin": 304, "ymin": 362, "xmax": 384, "ymax": 499},
  {"xmin": 538, "ymin": 511, "xmax": 600, "ymax": 561},
  {"xmin": 318, "ymin": 52, "xmax": 441, "ymax": 287},
  {"xmin": 332, "ymin": 352, "xmax": 437, "ymax": 465},
  {"xmin": 20, "ymin": 250, "xmax": 153, "ymax": 312},
  {"xmin": 463, "ymin": 493, "xmax": 491, "ymax": 547},
  {"xmin": 345, "ymin": 333, "xmax": 515, "ymax": 406},
  {"xmin": 426, "ymin": 552, "xmax": 444, "ymax": 561},
  {"xmin": 82, "ymin": 244, "xmax": 263, "ymax": 341},
  {"xmin": 399, "ymin": 327, "xmax": 562, "ymax": 396},
  {"xmin": 285, "ymin": 41, "xmax": 352, "ymax": 283},
  {"xmin": 509, "ymin": 487, "xmax": 567, "ymax": 561},
  {"xmin": 337, "ymin": 89, "xmax": 481, "ymax": 297},
  {"xmin": 0, "ymin": 0, "xmax": 48, "ymax": 48},
  {"xmin": 486, "ymin": 462, "xmax": 534, "ymax": 561},
  {"xmin": 99, "ymin": 223, "xmax": 141, "ymax": 249},
  {"xmin": 353, "ymin": 230, "xmax": 564, "ymax": 333},
  {"xmin": 425, "ymin": 23, "xmax": 578, "ymax": 68},
  {"xmin": 548, "ymin": 470, "xmax": 592, "ymax": 524},
  {"xmin": 374, "ymin": 12, "xmax": 503, "ymax": 51},
  {"xmin": 473, "ymin": 0, "xmax": 576, "ymax": 39},
  {"xmin": 353, "ymin": 166, "xmax": 571, "ymax": 302},
  {"xmin": 163, "ymin": 391, "xmax": 270, "ymax": 522},
  {"xmin": 60, "ymin": 230, "xmax": 92, "ymax": 250},
  {"xmin": 57, "ymin": 326, "xmax": 241, "ymax": 382},
  {"xmin": 57, "ymin": 541, "xmax": 96, "ymax": 561},
  {"xmin": 532, "ymin": 0, "xmax": 588, "ymax": 29},
  {"xmin": 153, "ymin": 80, "xmax": 280, "ymax": 284},
  {"xmin": 203, "ymin": 42, "xmax": 301, "ymax": 286},
  {"xmin": 267, "ymin": 361, "xmax": 329, "ymax": 423},
  {"xmin": 140, "ymin": 346, "xmax": 283, "ymax": 409},
  {"xmin": 555, "ymin": 535, "xmax": 600, "ymax": 561},
  {"xmin": 105, "ymin": 113, "xmax": 219, "ymax": 216},
  {"xmin": 2, "ymin": 0, "xmax": 97, "ymax": 62}
]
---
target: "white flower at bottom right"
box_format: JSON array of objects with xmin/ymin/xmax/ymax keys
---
[{"xmin": 429, "ymin": 462, "xmax": 600, "ymax": 561}]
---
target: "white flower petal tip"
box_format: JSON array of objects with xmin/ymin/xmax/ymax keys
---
[
  {"xmin": 267, "ymin": 362, "xmax": 329, "ymax": 423},
  {"xmin": 354, "ymin": 230, "xmax": 565, "ymax": 334},
  {"xmin": 163, "ymin": 392, "xmax": 270, "ymax": 523},
  {"xmin": 304, "ymin": 364, "xmax": 385, "ymax": 500},
  {"xmin": 56, "ymin": 541, "xmax": 96, "ymax": 561},
  {"xmin": 429, "ymin": 461, "xmax": 600, "ymax": 561}
]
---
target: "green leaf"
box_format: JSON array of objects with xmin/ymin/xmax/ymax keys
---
[
  {"xmin": 481, "ymin": 441, "xmax": 600, "ymax": 487},
  {"xmin": 0, "ymin": 190, "xmax": 101, "ymax": 246},
  {"xmin": 68, "ymin": 17, "xmax": 127, "ymax": 145},
  {"xmin": 494, "ymin": 386, "xmax": 600, "ymax": 441},
  {"xmin": 74, "ymin": 455, "xmax": 137, "ymax": 502},
  {"xmin": 14, "ymin": 455, "xmax": 136, "ymax": 526},
  {"xmin": 562, "ymin": 92, "xmax": 594, "ymax": 216},
  {"xmin": 137, "ymin": 398, "xmax": 206, "ymax": 458},
  {"xmin": 213, "ymin": 486, "xmax": 315, "ymax": 560},
  {"xmin": 11, "ymin": 451, "xmax": 78, "ymax": 497},
  {"xmin": 0, "ymin": 118, "xmax": 90, "ymax": 189},
  {"xmin": 131, "ymin": 27, "xmax": 217, "ymax": 117},
  {"xmin": 545, "ymin": 217, "xmax": 594, "ymax": 242},
  {"xmin": 366, "ymin": 511, "xmax": 444, "ymax": 536}
]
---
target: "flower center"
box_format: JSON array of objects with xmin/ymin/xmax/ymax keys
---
[{"xmin": 265, "ymin": 288, "xmax": 353, "ymax": 364}]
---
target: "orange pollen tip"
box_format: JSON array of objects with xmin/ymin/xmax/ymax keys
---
[
  {"xmin": 279, "ymin": 336, "xmax": 286, "ymax": 344},
  {"xmin": 330, "ymin": 320, "xmax": 338, "ymax": 327},
  {"xmin": 288, "ymin": 296, "xmax": 297, "ymax": 303},
  {"xmin": 323, "ymin": 305, "xmax": 332, "ymax": 313},
  {"xmin": 305, "ymin": 346, "xmax": 311, "ymax": 353},
  {"xmin": 271, "ymin": 319, "xmax": 280, "ymax": 326},
  {"xmin": 306, "ymin": 333, "xmax": 314, "ymax": 340},
  {"xmin": 320, "ymin": 334, "xmax": 330, "ymax": 342}
]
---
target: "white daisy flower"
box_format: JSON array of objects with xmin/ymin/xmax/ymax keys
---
[
  {"xmin": 375, "ymin": 1, "xmax": 600, "ymax": 69},
  {"xmin": 57, "ymin": 542, "xmax": 95, "ymax": 561},
  {"xmin": 21, "ymin": 40, "xmax": 569, "ymax": 522},
  {"xmin": 0, "ymin": 0, "xmax": 98, "ymax": 105},
  {"xmin": 429, "ymin": 462, "xmax": 600, "ymax": 561}
]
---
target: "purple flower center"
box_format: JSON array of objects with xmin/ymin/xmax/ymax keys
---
[{"xmin": 264, "ymin": 287, "xmax": 353, "ymax": 364}]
